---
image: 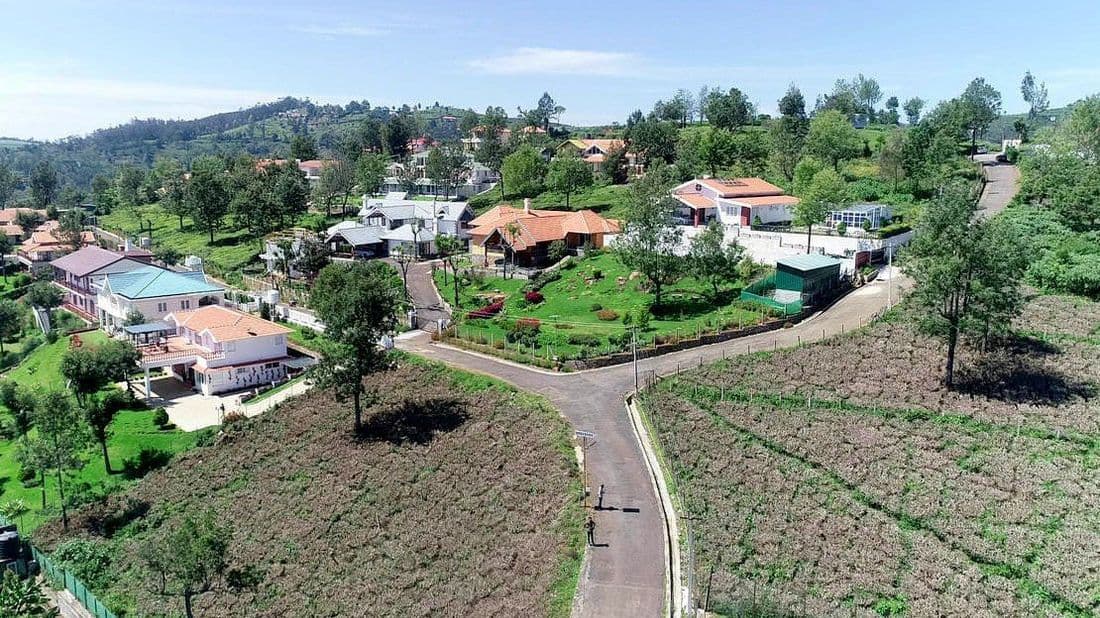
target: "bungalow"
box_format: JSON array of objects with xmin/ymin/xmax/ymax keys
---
[
  {"xmin": 0, "ymin": 208, "xmax": 45, "ymax": 241},
  {"xmin": 134, "ymin": 305, "xmax": 292, "ymax": 397},
  {"xmin": 98, "ymin": 265, "xmax": 224, "ymax": 332},
  {"xmin": 671, "ymin": 178, "xmax": 799, "ymax": 228},
  {"xmin": 18, "ymin": 221, "xmax": 97, "ymax": 271},
  {"xmin": 50, "ymin": 246, "xmax": 151, "ymax": 320},
  {"xmin": 557, "ymin": 139, "xmax": 642, "ymax": 176},
  {"xmin": 468, "ymin": 199, "xmax": 620, "ymax": 267}
]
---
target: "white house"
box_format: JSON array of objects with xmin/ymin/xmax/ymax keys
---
[
  {"xmin": 135, "ymin": 305, "xmax": 293, "ymax": 397},
  {"xmin": 671, "ymin": 178, "xmax": 799, "ymax": 228},
  {"xmin": 98, "ymin": 265, "xmax": 224, "ymax": 332},
  {"xmin": 325, "ymin": 193, "xmax": 473, "ymax": 258}
]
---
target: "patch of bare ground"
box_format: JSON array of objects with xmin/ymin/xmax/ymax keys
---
[
  {"xmin": 642, "ymin": 296, "xmax": 1100, "ymax": 617},
  {"xmin": 35, "ymin": 360, "xmax": 582, "ymax": 617}
]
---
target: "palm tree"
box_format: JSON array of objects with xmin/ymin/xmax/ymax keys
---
[{"xmin": 503, "ymin": 222, "xmax": 521, "ymax": 279}]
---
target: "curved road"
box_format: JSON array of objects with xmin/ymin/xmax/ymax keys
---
[{"xmin": 398, "ymin": 278, "xmax": 903, "ymax": 617}]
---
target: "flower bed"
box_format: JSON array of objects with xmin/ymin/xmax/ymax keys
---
[{"xmin": 467, "ymin": 300, "xmax": 504, "ymax": 319}]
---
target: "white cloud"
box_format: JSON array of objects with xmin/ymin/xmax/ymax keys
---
[
  {"xmin": 468, "ymin": 47, "xmax": 639, "ymax": 77},
  {"xmin": 292, "ymin": 24, "xmax": 388, "ymax": 38}
]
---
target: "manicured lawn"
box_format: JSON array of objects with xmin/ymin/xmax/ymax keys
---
[
  {"xmin": 98, "ymin": 204, "xmax": 262, "ymax": 280},
  {"xmin": 438, "ymin": 253, "xmax": 769, "ymax": 362},
  {"xmin": 247, "ymin": 374, "xmax": 306, "ymax": 404},
  {"xmin": 0, "ymin": 331, "xmax": 204, "ymax": 532}
]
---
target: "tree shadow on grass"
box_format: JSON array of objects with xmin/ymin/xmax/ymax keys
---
[
  {"xmin": 356, "ymin": 398, "xmax": 469, "ymax": 445},
  {"xmin": 956, "ymin": 349, "xmax": 1096, "ymax": 406}
]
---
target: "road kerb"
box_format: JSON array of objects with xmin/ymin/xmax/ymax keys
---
[{"xmin": 625, "ymin": 393, "xmax": 681, "ymax": 618}]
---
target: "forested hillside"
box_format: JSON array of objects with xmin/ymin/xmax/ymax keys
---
[{"xmin": 0, "ymin": 97, "xmax": 479, "ymax": 189}]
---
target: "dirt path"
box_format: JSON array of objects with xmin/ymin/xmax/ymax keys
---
[{"xmin": 397, "ymin": 277, "xmax": 904, "ymax": 617}]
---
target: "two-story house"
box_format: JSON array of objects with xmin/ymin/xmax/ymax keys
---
[
  {"xmin": 18, "ymin": 221, "xmax": 96, "ymax": 271},
  {"xmin": 98, "ymin": 265, "xmax": 224, "ymax": 332},
  {"xmin": 135, "ymin": 305, "xmax": 292, "ymax": 397},
  {"xmin": 671, "ymin": 178, "xmax": 800, "ymax": 228},
  {"xmin": 49, "ymin": 246, "xmax": 151, "ymax": 320},
  {"xmin": 325, "ymin": 195, "xmax": 474, "ymax": 258}
]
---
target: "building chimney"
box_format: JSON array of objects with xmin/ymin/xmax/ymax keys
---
[{"xmin": 523, "ymin": 198, "xmax": 531, "ymax": 214}]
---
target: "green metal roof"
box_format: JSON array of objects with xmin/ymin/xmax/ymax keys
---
[
  {"xmin": 104, "ymin": 265, "xmax": 222, "ymax": 299},
  {"xmin": 776, "ymin": 254, "xmax": 842, "ymax": 272}
]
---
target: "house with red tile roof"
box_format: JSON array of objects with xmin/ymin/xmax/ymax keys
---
[
  {"xmin": 557, "ymin": 139, "xmax": 643, "ymax": 176},
  {"xmin": 135, "ymin": 305, "xmax": 293, "ymax": 396},
  {"xmin": 468, "ymin": 199, "xmax": 620, "ymax": 267},
  {"xmin": 671, "ymin": 177, "xmax": 800, "ymax": 227},
  {"xmin": 17, "ymin": 220, "xmax": 96, "ymax": 271}
]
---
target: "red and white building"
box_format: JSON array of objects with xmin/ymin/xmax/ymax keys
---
[
  {"xmin": 671, "ymin": 178, "xmax": 800, "ymax": 228},
  {"xmin": 135, "ymin": 306, "xmax": 293, "ymax": 397}
]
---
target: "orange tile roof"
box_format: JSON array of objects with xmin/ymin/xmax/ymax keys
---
[
  {"xmin": 733, "ymin": 195, "xmax": 800, "ymax": 207},
  {"xmin": 169, "ymin": 306, "xmax": 291, "ymax": 343},
  {"xmin": 0, "ymin": 208, "xmax": 46, "ymax": 225},
  {"xmin": 695, "ymin": 177, "xmax": 786, "ymax": 198},
  {"xmin": 674, "ymin": 193, "xmax": 714, "ymax": 209},
  {"xmin": 469, "ymin": 205, "xmax": 619, "ymax": 251}
]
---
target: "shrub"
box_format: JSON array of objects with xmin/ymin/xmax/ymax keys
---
[
  {"xmin": 524, "ymin": 291, "xmax": 544, "ymax": 304},
  {"xmin": 259, "ymin": 301, "xmax": 271, "ymax": 320},
  {"xmin": 589, "ymin": 303, "xmax": 603, "ymax": 312},
  {"xmin": 590, "ymin": 269, "xmax": 603, "ymax": 280},
  {"xmin": 298, "ymin": 327, "xmax": 316, "ymax": 340},
  {"xmin": 633, "ymin": 308, "xmax": 651, "ymax": 330},
  {"xmin": 553, "ymin": 322, "xmax": 574, "ymax": 330},
  {"xmin": 122, "ymin": 447, "xmax": 172, "ymax": 479},
  {"xmin": 152, "ymin": 408, "xmax": 169, "ymax": 428},
  {"xmin": 1004, "ymin": 145, "xmax": 1020, "ymax": 163},
  {"xmin": 621, "ymin": 312, "xmax": 632, "ymax": 325},
  {"xmin": 45, "ymin": 329, "xmax": 59, "ymax": 344},
  {"xmin": 467, "ymin": 301, "xmax": 504, "ymax": 319},
  {"xmin": 876, "ymin": 223, "xmax": 911, "ymax": 238},
  {"xmin": 547, "ymin": 239, "xmax": 567, "ymax": 263},
  {"xmin": 567, "ymin": 333, "xmax": 601, "ymax": 347},
  {"xmin": 524, "ymin": 270, "xmax": 561, "ymax": 292},
  {"xmin": 836, "ymin": 222, "xmax": 848, "ymax": 236},
  {"xmin": 596, "ymin": 309, "xmax": 619, "ymax": 321},
  {"xmin": 223, "ymin": 411, "xmax": 248, "ymax": 425},
  {"xmin": 52, "ymin": 539, "xmax": 113, "ymax": 589},
  {"xmin": 507, "ymin": 318, "xmax": 541, "ymax": 347}
]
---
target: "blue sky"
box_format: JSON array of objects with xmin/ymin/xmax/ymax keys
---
[{"xmin": 3, "ymin": 0, "xmax": 1100, "ymax": 139}]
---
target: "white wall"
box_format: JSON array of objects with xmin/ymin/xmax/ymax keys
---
[{"xmin": 99, "ymin": 291, "xmax": 225, "ymax": 331}]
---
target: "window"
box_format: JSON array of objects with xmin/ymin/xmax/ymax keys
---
[
  {"xmin": 180, "ymin": 299, "xmax": 191, "ymax": 310},
  {"xmin": 156, "ymin": 302, "xmax": 167, "ymax": 313},
  {"xmin": 264, "ymin": 361, "xmax": 280, "ymax": 369}
]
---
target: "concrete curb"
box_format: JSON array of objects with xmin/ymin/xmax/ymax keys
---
[{"xmin": 625, "ymin": 394, "xmax": 681, "ymax": 618}]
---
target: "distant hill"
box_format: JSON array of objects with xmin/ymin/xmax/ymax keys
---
[
  {"xmin": 0, "ymin": 97, "xmax": 485, "ymax": 189},
  {"xmin": 986, "ymin": 106, "xmax": 1071, "ymax": 143}
]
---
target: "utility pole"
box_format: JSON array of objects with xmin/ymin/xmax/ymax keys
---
[{"xmin": 887, "ymin": 245, "xmax": 894, "ymax": 308}]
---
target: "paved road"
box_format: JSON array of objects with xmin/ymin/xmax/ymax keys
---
[
  {"xmin": 975, "ymin": 154, "xmax": 1021, "ymax": 217},
  {"xmin": 398, "ymin": 277, "xmax": 904, "ymax": 617},
  {"xmin": 402, "ymin": 260, "xmax": 450, "ymax": 331}
]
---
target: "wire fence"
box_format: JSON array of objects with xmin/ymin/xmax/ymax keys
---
[{"xmin": 740, "ymin": 275, "xmax": 803, "ymax": 315}]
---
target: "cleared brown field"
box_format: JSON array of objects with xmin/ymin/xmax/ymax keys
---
[
  {"xmin": 641, "ymin": 296, "xmax": 1100, "ymax": 617},
  {"xmin": 36, "ymin": 359, "xmax": 583, "ymax": 617}
]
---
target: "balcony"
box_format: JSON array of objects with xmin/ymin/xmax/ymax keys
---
[
  {"xmin": 138, "ymin": 338, "xmax": 225, "ymax": 369},
  {"xmin": 53, "ymin": 278, "xmax": 94, "ymax": 295}
]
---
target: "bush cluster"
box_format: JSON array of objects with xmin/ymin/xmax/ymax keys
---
[
  {"xmin": 596, "ymin": 309, "xmax": 620, "ymax": 321},
  {"xmin": 467, "ymin": 301, "xmax": 504, "ymax": 319},
  {"xmin": 524, "ymin": 291, "xmax": 544, "ymax": 304}
]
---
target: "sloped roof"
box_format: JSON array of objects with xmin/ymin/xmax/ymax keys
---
[
  {"xmin": 675, "ymin": 177, "xmax": 787, "ymax": 199},
  {"xmin": 50, "ymin": 246, "xmax": 126, "ymax": 276},
  {"xmin": 167, "ymin": 305, "xmax": 291, "ymax": 342},
  {"xmin": 326, "ymin": 226, "xmax": 383, "ymax": 247},
  {"xmin": 469, "ymin": 205, "xmax": 619, "ymax": 251},
  {"xmin": 103, "ymin": 265, "xmax": 222, "ymax": 299},
  {"xmin": 777, "ymin": 254, "xmax": 841, "ymax": 272},
  {"xmin": 731, "ymin": 195, "xmax": 800, "ymax": 207},
  {"xmin": 381, "ymin": 224, "xmax": 437, "ymax": 243}
]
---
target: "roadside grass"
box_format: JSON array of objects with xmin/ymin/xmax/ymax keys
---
[
  {"xmin": 438, "ymin": 252, "xmax": 764, "ymax": 361},
  {"xmin": 0, "ymin": 331, "xmax": 204, "ymax": 533}
]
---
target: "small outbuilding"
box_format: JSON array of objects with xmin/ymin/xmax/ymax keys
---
[{"xmin": 775, "ymin": 254, "xmax": 843, "ymax": 306}]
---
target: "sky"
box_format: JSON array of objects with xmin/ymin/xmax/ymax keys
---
[{"xmin": 3, "ymin": 0, "xmax": 1100, "ymax": 140}]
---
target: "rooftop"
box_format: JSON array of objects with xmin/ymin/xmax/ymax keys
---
[
  {"xmin": 50, "ymin": 245, "xmax": 127, "ymax": 276},
  {"xmin": 103, "ymin": 265, "xmax": 222, "ymax": 299},
  {"xmin": 167, "ymin": 305, "xmax": 291, "ymax": 343},
  {"xmin": 777, "ymin": 254, "xmax": 842, "ymax": 272}
]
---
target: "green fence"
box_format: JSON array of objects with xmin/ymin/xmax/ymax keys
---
[
  {"xmin": 740, "ymin": 274, "xmax": 803, "ymax": 315},
  {"xmin": 32, "ymin": 545, "xmax": 119, "ymax": 618},
  {"xmin": 0, "ymin": 511, "xmax": 118, "ymax": 618}
]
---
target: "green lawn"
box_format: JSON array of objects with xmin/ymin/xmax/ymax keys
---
[
  {"xmin": 0, "ymin": 331, "xmax": 204, "ymax": 532},
  {"xmin": 98, "ymin": 204, "xmax": 262, "ymax": 280},
  {"xmin": 438, "ymin": 253, "xmax": 769, "ymax": 363}
]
